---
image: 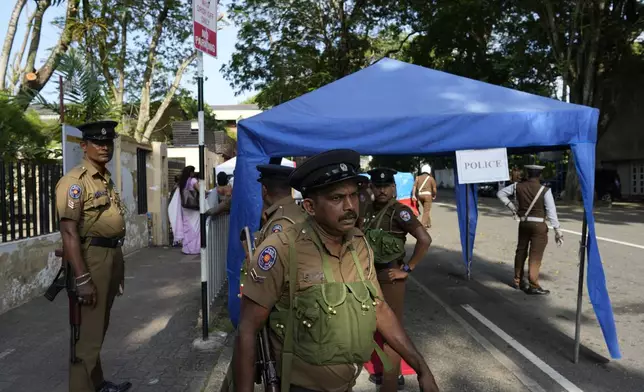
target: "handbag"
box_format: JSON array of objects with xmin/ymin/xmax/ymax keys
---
[{"xmin": 181, "ymin": 188, "xmax": 200, "ymax": 210}]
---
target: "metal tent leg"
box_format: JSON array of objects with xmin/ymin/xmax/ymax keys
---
[{"xmin": 573, "ymin": 212, "xmax": 588, "ymax": 363}]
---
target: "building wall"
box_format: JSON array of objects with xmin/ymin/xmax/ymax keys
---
[
  {"xmin": 0, "ymin": 138, "xmax": 168, "ymax": 315},
  {"xmin": 167, "ymin": 147, "xmax": 223, "ymax": 188}
]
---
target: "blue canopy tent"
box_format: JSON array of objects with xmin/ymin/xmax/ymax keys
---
[{"xmin": 226, "ymin": 58, "xmax": 620, "ymax": 360}]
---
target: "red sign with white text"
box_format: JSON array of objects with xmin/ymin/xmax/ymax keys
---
[{"xmin": 193, "ymin": 0, "xmax": 217, "ymax": 57}]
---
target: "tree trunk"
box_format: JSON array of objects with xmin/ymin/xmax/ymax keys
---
[
  {"xmin": 16, "ymin": 0, "xmax": 80, "ymax": 110},
  {"xmin": 8, "ymin": 8, "xmax": 36, "ymax": 95},
  {"xmin": 134, "ymin": 0, "xmax": 170, "ymax": 141},
  {"xmin": 0, "ymin": 0, "xmax": 27, "ymax": 90},
  {"xmin": 140, "ymin": 52, "xmax": 197, "ymax": 143}
]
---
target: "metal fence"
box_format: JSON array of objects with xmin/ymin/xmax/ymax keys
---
[
  {"xmin": 0, "ymin": 160, "xmax": 63, "ymax": 243},
  {"xmin": 204, "ymin": 212, "xmax": 230, "ymax": 323}
]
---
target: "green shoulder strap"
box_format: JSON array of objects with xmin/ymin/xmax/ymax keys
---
[
  {"xmin": 305, "ymin": 221, "xmax": 335, "ymax": 283},
  {"xmin": 349, "ymin": 245, "xmax": 393, "ymax": 372},
  {"xmin": 280, "ymin": 233, "xmax": 298, "ymax": 392},
  {"xmin": 366, "ymin": 199, "xmax": 397, "ymax": 231}
]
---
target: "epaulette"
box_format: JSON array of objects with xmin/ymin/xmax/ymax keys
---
[{"xmin": 65, "ymin": 165, "xmax": 88, "ymax": 179}]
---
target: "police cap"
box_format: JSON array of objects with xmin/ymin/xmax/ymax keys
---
[
  {"xmin": 77, "ymin": 120, "xmax": 119, "ymax": 141},
  {"xmin": 256, "ymin": 164, "xmax": 294, "ymax": 183},
  {"xmin": 367, "ymin": 167, "xmax": 398, "ymax": 185},
  {"xmin": 288, "ymin": 149, "xmax": 361, "ymax": 192}
]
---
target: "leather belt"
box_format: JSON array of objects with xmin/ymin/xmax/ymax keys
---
[
  {"xmin": 520, "ymin": 217, "xmax": 545, "ymax": 223},
  {"xmin": 83, "ymin": 237, "xmax": 124, "ymax": 248}
]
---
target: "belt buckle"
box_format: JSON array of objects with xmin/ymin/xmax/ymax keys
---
[{"xmin": 116, "ymin": 238, "xmax": 125, "ymax": 247}]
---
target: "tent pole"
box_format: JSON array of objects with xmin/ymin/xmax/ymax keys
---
[
  {"xmin": 465, "ymin": 184, "xmax": 471, "ymax": 280},
  {"xmin": 573, "ymin": 211, "xmax": 588, "ymax": 364}
]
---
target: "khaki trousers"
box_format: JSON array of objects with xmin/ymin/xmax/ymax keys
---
[
  {"xmin": 418, "ymin": 195, "xmax": 433, "ymax": 228},
  {"xmin": 377, "ymin": 269, "xmax": 406, "ymax": 392},
  {"xmin": 514, "ymin": 222, "xmax": 548, "ymax": 289},
  {"xmin": 69, "ymin": 246, "xmax": 123, "ymax": 392}
]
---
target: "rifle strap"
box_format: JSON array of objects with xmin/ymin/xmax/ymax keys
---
[{"xmin": 280, "ymin": 234, "xmax": 298, "ymax": 392}]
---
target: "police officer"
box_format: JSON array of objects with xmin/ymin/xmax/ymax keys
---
[
  {"xmin": 412, "ymin": 165, "xmax": 437, "ymax": 229},
  {"xmin": 364, "ymin": 167, "xmax": 432, "ymax": 391},
  {"xmin": 256, "ymin": 164, "xmax": 306, "ymax": 242},
  {"xmin": 55, "ymin": 121, "xmax": 131, "ymax": 392},
  {"xmin": 356, "ymin": 175, "xmax": 374, "ymax": 230},
  {"xmin": 497, "ymin": 165, "xmax": 564, "ymax": 295},
  {"xmin": 234, "ymin": 149, "xmax": 440, "ymax": 392}
]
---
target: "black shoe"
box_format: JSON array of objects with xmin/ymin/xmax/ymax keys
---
[
  {"xmin": 511, "ymin": 281, "xmax": 529, "ymax": 291},
  {"xmin": 526, "ymin": 287, "xmax": 550, "ymax": 295},
  {"xmin": 398, "ymin": 375, "xmax": 405, "ymax": 390},
  {"xmin": 96, "ymin": 381, "xmax": 132, "ymax": 392},
  {"xmin": 369, "ymin": 373, "xmax": 382, "ymax": 385}
]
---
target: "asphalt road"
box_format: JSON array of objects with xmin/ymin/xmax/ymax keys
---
[{"xmin": 353, "ymin": 193, "xmax": 644, "ymax": 392}]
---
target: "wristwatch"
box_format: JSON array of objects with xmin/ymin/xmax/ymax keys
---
[{"xmin": 401, "ymin": 264, "xmax": 412, "ymax": 273}]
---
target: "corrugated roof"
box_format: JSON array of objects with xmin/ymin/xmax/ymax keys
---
[{"xmin": 211, "ymin": 104, "xmax": 260, "ymax": 111}]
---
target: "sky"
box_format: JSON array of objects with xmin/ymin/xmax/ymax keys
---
[{"xmin": 0, "ymin": 1, "xmax": 254, "ymax": 106}]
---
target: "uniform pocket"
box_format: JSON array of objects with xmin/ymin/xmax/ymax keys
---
[{"xmin": 84, "ymin": 246, "xmax": 111, "ymax": 274}]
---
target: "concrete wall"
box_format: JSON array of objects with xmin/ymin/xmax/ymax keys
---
[
  {"xmin": 0, "ymin": 234, "xmax": 61, "ymax": 313},
  {"xmin": 0, "ymin": 137, "xmax": 169, "ymax": 315}
]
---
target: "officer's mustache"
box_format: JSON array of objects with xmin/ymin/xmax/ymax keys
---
[{"xmin": 339, "ymin": 211, "xmax": 357, "ymax": 221}]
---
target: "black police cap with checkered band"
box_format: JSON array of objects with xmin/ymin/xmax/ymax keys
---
[
  {"xmin": 367, "ymin": 167, "xmax": 398, "ymax": 185},
  {"xmin": 77, "ymin": 120, "xmax": 119, "ymax": 141},
  {"xmin": 288, "ymin": 149, "xmax": 361, "ymax": 192}
]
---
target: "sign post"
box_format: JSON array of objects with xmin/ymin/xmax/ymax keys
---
[
  {"xmin": 193, "ymin": 0, "xmax": 218, "ymax": 341},
  {"xmin": 455, "ymin": 148, "xmax": 510, "ymax": 279}
]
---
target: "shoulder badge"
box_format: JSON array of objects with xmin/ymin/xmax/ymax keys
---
[
  {"xmin": 271, "ymin": 223, "xmax": 283, "ymax": 233},
  {"xmin": 257, "ymin": 246, "xmax": 278, "ymax": 271},
  {"xmin": 68, "ymin": 184, "xmax": 82, "ymax": 199},
  {"xmin": 399, "ymin": 210, "xmax": 411, "ymax": 222}
]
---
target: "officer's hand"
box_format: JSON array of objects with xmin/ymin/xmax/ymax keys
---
[
  {"xmin": 118, "ymin": 277, "xmax": 124, "ymax": 296},
  {"xmin": 387, "ymin": 268, "xmax": 408, "ymax": 282},
  {"xmin": 555, "ymin": 229, "xmax": 564, "ymax": 247},
  {"xmin": 77, "ymin": 280, "xmax": 97, "ymax": 308},
  {"xmin": 412, "ymin": 195, "xmax": 417, "ymax": 201},
  {"xmin": 418, "ymin": 372, "xmax": 440, "ymax": 392}
]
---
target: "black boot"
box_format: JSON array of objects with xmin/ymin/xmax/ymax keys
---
[
  {"xmin": 369, "ymin": 373, "xmax": 382, "ymax": 385},
  {"xmin": 526, "ymin": 287, "xmax": 550, "ymax": 295},
  {"xmin": 398, "ymin": 375, "xmax": 405, "ymax": 390}
]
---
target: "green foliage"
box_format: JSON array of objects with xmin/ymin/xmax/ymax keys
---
[
  {"xmin": 0, "ymin": 93, "xmax": 53, "ymax": 160},
  {"xmin": 222, "ymin": 0, "xmax": 404, "ymax": 109},
  {"xmin": 172, "ymin": 88, "xmax": 224, "ymax": 132},
  {"xmin": 37, "ymin": 47, "xmax": 118, "ymax": 126}
]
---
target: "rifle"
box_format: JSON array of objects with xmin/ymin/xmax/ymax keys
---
[
  {"xmin": 242, "ymin": 227, "xmax": 279, "ymax": 392},
  {"xmin": 44, "ymin": 248, "xmax": 81, "ymax": 364}
]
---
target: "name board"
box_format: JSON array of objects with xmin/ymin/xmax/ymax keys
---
[
  {"xmin": 193, "ymin": 0, "xmax": 218, "ymax": 57},
  {"xmin": 455, "ymin": 148, "xmax": 509, "ymax": 184}
]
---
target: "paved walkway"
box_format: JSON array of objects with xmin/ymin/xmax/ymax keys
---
[{"xmin": 0, "ymin": 247, "xmax": 226, "ymax": 392}]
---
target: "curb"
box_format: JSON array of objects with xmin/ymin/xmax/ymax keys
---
[{"xmin": 202, "ymin": 333, "xmax": 234, "ymax": 392}]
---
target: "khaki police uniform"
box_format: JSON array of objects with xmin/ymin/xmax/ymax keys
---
[
  {"xmin": 258, "ymin": 195, "xmax": 306, "ymax": 244},
  {"xmin": 244, "ymin": 222, "xmax": 381, "ymax": 391},
  {"xmin": 365, "ymin": 201, "xmax": 421, "ymax": 319},
  {"xmin": 55, "ymin": 121, "xmax": 128, "ymax": 392},
  {"xmin": 513, "ymin": 178, "xmax": 549, "ymax": 288},
  {"xmin": 414, "ymin": 173, "xmax": 436, "ymax": 228},
  {"xmin": 498, "ymin": 165, "xmax": 563, "ymax": 295},
  {"xmin": 365, "ymin": 168, "xmax": 424, "ymax": 388},
  {"xmin": 242, "ymin": 150, "xmax": 383, "ymax": 392}
]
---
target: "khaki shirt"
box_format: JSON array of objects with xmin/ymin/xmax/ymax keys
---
[
  {"xmin": 257, "ymin": 196, "xmax": 306, "ymax": 244},
  {"xmin": 414, "ymin": 173, "xmax": 437, "ymax": 196},
  {"xmin": 243, "ymin": 220, "xmax": 382, "ymax": 392},
  {"xmin": 55, "ymin": 159, "xmax": 126, "ymax": 239},
  {"xmin": 366, "ymin": 201, "xmax": 422, "ymax": 241}
]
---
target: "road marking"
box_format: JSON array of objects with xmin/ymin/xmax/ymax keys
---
[
  {"xmin": 462, "ymin": 304, "xmax": 583, "ymax": 392},
  {"xmin": 435, "ymin": 201, "xmax": 644, "ymax": 250},
  {"xmin": 0, "ymin": 348, "xmax": 15, "ymax": 360},
  {"xmin": 408, "ymin": 276, "xmax": 547, "ymax": 392}
]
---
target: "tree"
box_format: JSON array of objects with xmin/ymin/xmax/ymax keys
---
[
  {"xmin": 222, "ymin": 0, "xmax": 406, "ymax": 109},
  {"xmin": 0, "ymin": 92, "xmax": 51, "ymax": 160},
  {"xmin": 521, "ymin": 0, "xmax": 644, "ymax": 200},
  {"xmin": 0, "ymin": 0, "xmax": 28, "ymax": 91},
  {"xmin": 5, "ymin": 0, "xmax": 82, "ymax": 109}
]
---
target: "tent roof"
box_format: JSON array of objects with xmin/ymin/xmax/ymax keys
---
[{"xmin": 239, "ymin": 58, "xmax": 598, "ymax": 157}]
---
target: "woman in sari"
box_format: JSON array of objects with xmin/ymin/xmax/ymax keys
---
[{"xmin": 168, "ymin": 165, "xmax": 201, "ymax": 254}]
